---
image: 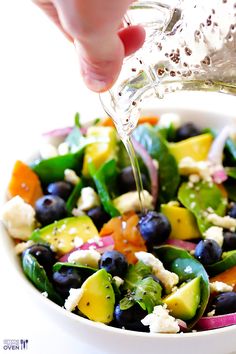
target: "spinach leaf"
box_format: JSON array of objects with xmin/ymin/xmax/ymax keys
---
[
  {"xmin": 224, "ymin": 179, "xmax": 236, "ymax": 202},
  {"xmin": 153, "ymin": 245, "xmax": 192, "ymax": 267},
  {"xmin": 66, "ymin": 179, "xmax": 84, "ymax": 215},
  {"xmin": 53, "ymin": 262, "xmax": 95, "ymax": 274},
  {"xmin": 22, "ymin": 254, "xmax": 63, "ymax": 305},
  {"xmin": 132, "ymin": 124, "xmax": 180, "ymax": 203},
  {"xmin": 123, "ymin": 261, "xmax": 152, "ymax": 290},
  {"xmin": 74, "ymin": 112, "xmax": 81, "ymax": 128},
  {"xmin": 225, "ymin": 167, "xmax": 236, "ymax": 179},
  {"xmin": 89, "ymin": 161, "xmax": 120, "ymax": 217},
  {"xmin": 153, "ymin": 123, "xmax": 176, "ymax": 142},
  {"xmin": 170, "ymin": 257, "xmax": 210, "ymax": 328},
  {"xmin": 98, "ymin": 159, "xmax": 119, "ymax": 198},
  {"xmin": 31, "ymin": 150, "xmax": 84, "ymax": 185},
  {"xmin": 134, "ymin": 277, "xmax": 162, "ymax": 313},
  {"xmin": 206, "ymin": 250, "xmax": 236, "ymax": 276},
  {"xmin": 117, "ymin": 141, "xmax": 131, "ymax": 169},
  {"xmin": 178, "ymin": 181, "xmax": 227, "ymax": 234},
  {"xmin": 120, "ymin": 277, "xmax": 162, "ymax": 313}
]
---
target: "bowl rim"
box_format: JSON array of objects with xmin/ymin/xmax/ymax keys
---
[{"xmin": 1, "ymin": 102, "xmax": 236, "ymax": 340}]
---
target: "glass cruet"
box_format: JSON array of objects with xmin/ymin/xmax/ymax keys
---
[{"xmin": 100, "ymin": 0, "xmax": 236, "ymax": 139}]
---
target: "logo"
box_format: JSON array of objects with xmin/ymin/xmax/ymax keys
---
[{"xmin": 3, "ymin": 339, "xmax": 29, "ymax": 351}]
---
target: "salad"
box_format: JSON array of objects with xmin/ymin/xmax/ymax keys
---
[{"xmin": 1, "ymin": 112, "xmax": 236, "ymax": 334}]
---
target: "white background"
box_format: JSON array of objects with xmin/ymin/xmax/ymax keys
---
[
  {"xmin": 0, "ymin": 1, "xmax": 236, "ymax": 354},
  {"xmin": 0, "ymin": 1, "xmax": 103, "ymax": 354}
]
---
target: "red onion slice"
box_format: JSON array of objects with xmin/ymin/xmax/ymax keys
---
[
  {"xmin": 197, "ymin": 313, "xmax": 236, "ymax": 331},
  {"xmin": 166, "ymin": 239, "xmax": 196, "ymax": 251},
  {"xmin": 42, "ymin": 126, "xmax": 73, "ymax": 138},
  {"xmin": 132, "ymin": 137, "xmax": 158, "ymax": 206},
  {"xmin": 208, "ymin": 126, "xmax": 231, "ymax": 165},
  {"xmin": 212, "ymin": 169, "xmax": 228, "ymax": 184},
  {"xmin": 59, "ymin": 235, "xmax": 114, "ymax": 262},
  {"xmin": 177, "ymin": 319, "xmax": 188, "ymax": 331}
]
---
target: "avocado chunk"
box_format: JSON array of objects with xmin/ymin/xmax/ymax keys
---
[
  {"xmin": 163, "ymin": 276, "xmax": 201, "ymax": 320},
  {"xmin": 31, "ymin": 215, "xmax": 99, "ymax": 255},
  {"xmin": 78, "ymin": 269, "xmax": 115, "ymax": 323},
  {"xmin": 82, "ymin": 126, "xmax": 117, "ymax": 176},
  {"xmin": 161, "ymin": 204, "xmax": 200, "ymax": 240},
  {"xmin": 168, "ymin": 133, "xmax": 213, "ymax": 163}
]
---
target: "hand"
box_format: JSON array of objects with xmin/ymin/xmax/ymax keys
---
[{"xmin": 33, "ymin": 0, "xmax": 145, "ymax": 92}]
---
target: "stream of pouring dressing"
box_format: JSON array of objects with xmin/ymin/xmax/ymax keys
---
[{"xmin": 113, "ymin": 109, "xmax": 147, "ymax": 215}]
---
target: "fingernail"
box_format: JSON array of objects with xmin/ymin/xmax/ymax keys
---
[{"xmin": 83, "ymin": 74, "xmax": 108, "ymax": 92}]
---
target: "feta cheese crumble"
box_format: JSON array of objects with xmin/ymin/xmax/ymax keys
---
[
  {"xmin": 64, "ymin": 288, "xmax": 84, "ymax": 312},
  {"xmin": 141, "ymin": 304, "xmax": 180, "ymax": 333},
  {"xmin": 76, "ymin": 187, "xmax": 100, "ymax": 211},
  {"xmin": 113, "ymin": 276, "xmax": 124, "ymax": 288},
  {"xmin": 135, "ymin": 252, "xmax": 179, "ymax": 293},
  {"xmin": 158, "ymin": 113, "xmax": 181, "ymax": 129},
  {"xmin": 39, "ymin": 143, "xmax": 58, "ymax": 159},
  {"xmin": 113, "ymin": 190, "xmax": 154, "ymax": 214},
  {"xmin": 58, "ymin": 142, "xmax": 70, "ymax": 155},
  {"xmin": 1, "ymin": 196, "xmax": 36, "ymax": 240},
  {"xmin": 210, "ymin": 281, "xmax": 233, "ymax": 294},
  {"xmin": 64, "ymin": 169, "xmax": 80, "ymax": 185},
  {"xmin": 204, "ymin": 226, "xmax": 224, "ymax": 247},
  {"xmin": 14, "ymin": 240, "xmax": 34, "ymax": 255},
  {"xmin": 207, "ymin": 213, "xmax": 236, "ymax": 231},
  {"xmin": 68, "ymin": 249, "xmax": 101, "ymax": 268}
]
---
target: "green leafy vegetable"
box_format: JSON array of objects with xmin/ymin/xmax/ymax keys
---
[
  {"xmin": 120, "ymin": 277, "xmax": 162, "ymax": 313},
  {"xmin": 206, "ymin": 250, "xmax": 236, "ymax": 276},
  {"xmin": 134, "ymin": 277, "xmax": 162, "ymax": 313},
  {"xmin": 123, "ymin": 261, "xmax": 152, "ymax": 290},
  {"xmin": 178, "ymin": 181, "xmax": 227, "ymax": 234},
  {"xmin": 53, "ymin": 262, "xmax": 96, "ymax": 274},
  {"xmin": 153, "ymin": 245, "xmax": 192, "ymax": 267},
  {"xmin": 66, "ymin": 179, "xmax": 84, "ymax": 215},
  {"xmin": 31, "ymin": 150, "xmax": 84, "ymax": 185},
  {"xmin": 170, "ymin": 257, "xmax": 210, "ymax": 328},
  {"xmin": 98, "ymin": 159, "xmax": 119, "ymax": 198},
  {"xmin": 74, "ymin": 112, "xmax": 81, "ymax": 128},
  {"xmin": 120, "ymin": 261, "xmax": 162, "ymax": 313},
  {"xmin": 224, "ymin": 179, "xmax": 236, "ymax": 202},
  {"xmin": 89, "ymin": 161, "xmax": 120, "ymax": 217},
  {"xmin": 22, "ymin": 254, "xmax": 63, "ymax": 305},
  {"xmin": 153, "ymin": 122, "xmax": 176, "ymax": 142},
  {"xmin": 132, "ymin": 124, "xmax": 180, "ymax": 203},
  {"xmin": 225, "ymin": 167, "xmax": 236, "ymax": 179}
]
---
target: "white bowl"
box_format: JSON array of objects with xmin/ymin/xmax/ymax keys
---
[{"xmin": 1, "ymin": 95, "xmax": 236, "ymax": 354}]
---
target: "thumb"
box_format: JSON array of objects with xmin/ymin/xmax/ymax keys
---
[{"xmin": 75, "ymin": 25, "xmax": 145, "ymax": 92}]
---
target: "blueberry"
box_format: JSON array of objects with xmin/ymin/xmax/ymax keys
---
[
  {"xmin": 52, "ymin": 267, "xmax": 82, "ymax": 298},
  {"xmin": 194, "ymin": 239, "xmax": 222, "ymax": 266},
  {"xmin": 175, "ymin": 123, "xmax": 201, "ymax": 141},
  {"xmin": 114, "ymin": 303, "xmax": 148, "ymax": 332},
  {"xmin": 228, "ymin": 203, "xmax": 236, "ymax": 218},
  {"xmin": 99, "ymin": 251, "xmax": 128, "ymax": 277},
  {"xmin": 118, "ymin": 166, "xmax": 148, "ymax": 193},
  {"xmin": 35, "ymin": 195, "xmax": 67, "ymax": 226},
  {"xmin": 223, "ymin": 231, "xmax": 236, "ymax": 251},
  {"xmin": 211, "ymin": 292, "xmax": 236, "ymax": 315},
  {"xmin": 87, "ymin": 206, "xmax": 110, "ymax": 230},
  {"xmin": 23, "ymin": 244, "xmax": 56, "ymax": 275},
  {"xmin": 46, "ymin": 181, "xmax": 74, "ymax": 201},
  {"xmin": 138, "ymin": 211, "xmax": 171, "ymax": 247}
]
